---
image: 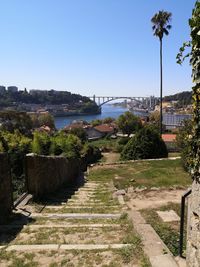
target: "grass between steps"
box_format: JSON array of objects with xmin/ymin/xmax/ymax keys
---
[
  {"xmin": 0, "ymin": 213, "xmax": 151, "ymax": 266},
  {"xmin": 88, "ymin": 159, "xmax": 191, "ymax": 190}
]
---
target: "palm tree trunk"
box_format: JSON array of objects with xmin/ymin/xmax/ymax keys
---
[{"xmin": 160, "ymin": 38, "xmax": 163, "ymax": 136}]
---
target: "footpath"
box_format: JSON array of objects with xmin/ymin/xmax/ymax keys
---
[
  {"xmin": 0, "ymin": 180, "xmax": 142, "ymax": 267},
  {"xmin": 0, "ymin": 160, "xmax": 186, "ymax": 267}
]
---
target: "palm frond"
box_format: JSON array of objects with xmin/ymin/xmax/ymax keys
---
[{"xmin": 151, "ymin": 10, "xmax": 172, "ymax": 40}]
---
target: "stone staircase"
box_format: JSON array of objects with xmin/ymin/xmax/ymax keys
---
[{"xmin": 0, "ymin": 181, "xmax": 144, "ymax": 266}]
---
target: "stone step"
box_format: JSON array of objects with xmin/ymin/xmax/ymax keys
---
[
  {"xmin": 0, "ymin": 224, "xmax": 121, "ymax": 230},
  {"xmin": 67, "ymin": 199, "xmax": 115, "ymax": 203},
  {"xmin": 6, "ymin": 244, "xmax": 131, "ymax": 251},
  {"xmin": 44, "ymin": 205, "xmax": 120, "ymax": 209},
  {"xmin": 30, "ymin": 213, "xmax": 122, "ymax": 219}
]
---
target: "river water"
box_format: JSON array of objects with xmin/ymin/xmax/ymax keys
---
[{"xmin": 54, "ymin": 104, "xmax": 129, "ymax": 129}]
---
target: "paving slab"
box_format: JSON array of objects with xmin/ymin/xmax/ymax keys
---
[
  {"xmin": 156, "ymin": 210, "xmax": 180, "ymax": 222},
  {"xmin": 150, "ymin": 255, "xmax": 179, "ymax": 267},
  {"xmin": 30, "ymin": 213, "xmax": 122, "ymax": 219},
  {"xmin": 6, "ymin": 244, "xmax": 59, "ymax": 251}
]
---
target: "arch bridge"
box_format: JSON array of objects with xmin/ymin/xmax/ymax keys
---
[{"xmin": 88, "ymin": 95, "xmax": 158, "ymax": 110}]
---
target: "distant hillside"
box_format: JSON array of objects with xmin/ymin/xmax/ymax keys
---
[
  {"xmin": 163, "ymin": 91, "xmax": 192, "ymax": 107},
  {"xmin": 0, "ymin": 89, "xmax": 100, "ymax": 115},
  {"xmin": 0, "ymin": 89, "xmax": 92, "ymax": 106}
]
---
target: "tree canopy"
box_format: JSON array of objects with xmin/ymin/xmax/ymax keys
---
[
  {"xmin": 121, "ymin": 125, "xmax": 168, "ymax": 160},
  {"xmin": 151, "ymin": 10, "xmax": 172, "ymax": 41},
  {"xmin": 117, "ymin": 111, "xmax": 142, "ymax": 136}
]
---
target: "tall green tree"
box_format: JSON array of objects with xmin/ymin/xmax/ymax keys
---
[
  {"xmin": 117, "ymin": 111, "xmax": 142, "ymax": 136},
  {"xmin": 151, "ymin": 10, "xmax": 172, "ymax": 135}
]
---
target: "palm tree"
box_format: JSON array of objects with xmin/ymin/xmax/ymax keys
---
[{"xmin": 151, "ymin": 10, "xmax": 172, "ymax": 135}]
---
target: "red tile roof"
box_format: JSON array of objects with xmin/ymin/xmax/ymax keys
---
[
  {"xmin": 162, "ymin": 134, "xmax": 177, "ymax": 142},
  {"xmin": 94, "ymin": 124, "xmax": 114, "ymax": 133}
]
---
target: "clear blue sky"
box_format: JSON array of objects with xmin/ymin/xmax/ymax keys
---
[{"xmin": 0, "ymin": 0, "xmax": 196, "ymax": 97}]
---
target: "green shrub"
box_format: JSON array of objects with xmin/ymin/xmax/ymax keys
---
[
  {"xmin": 176, "ymin": 119, "xmax": 193, "ymax": 171},
  {"xmin": 1, "ymin": 130, "xmax": 31, "ymax": 199},
  {"xmin": 68, "ymin": 127, "xmax": 87, "ymax": 142},
  {"xmin": 32, "ymin": 131, "xmax": 51, "ymax": 155},
  {"xmin": 121, "ymin": 126, "xmax": 168, "ymax": 160},
  {"xmin": 50, "ymin": 133, "xmax": 82, "ymax": 159},
  {"xmin": 116, "ymin": 137, "xmax": 130, "ymax": 152}
]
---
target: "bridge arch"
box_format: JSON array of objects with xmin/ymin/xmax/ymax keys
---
[{"xmin": 98, "ymin": 97, "xmax": 143, "ymax": 107}]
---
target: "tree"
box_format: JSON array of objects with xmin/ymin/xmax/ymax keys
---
[
  {"xmin": 37, "ymin": 113, "xmax": 55, "ymax": 129},
  {"xmin": 151, "ymin": 10, "xmax": 172, "ymax": 136},
  {"xmin": 149, "ymin": 110, "xmax": 160, "ymax": 129},
  {"xmin": 0, "ymin": 111, "xmax": 33, "ymax": 135},
  {"xmin": 117, "ymin": 111, "xmax": 142, "ymax": 136},
  {"xmin": 120, "ymin": 125, "xmax": 168, "ymax": 160},
  {"xmin": 91, "ymin": 119, "xmax": 102, "ymax": 127},
  {"xmin": 69, "ymin": 127, "xmax": 88, "ymax": 143},
  {"xmin": 103, "ymin": 117, "xmax": 115, "ymax": 124}
]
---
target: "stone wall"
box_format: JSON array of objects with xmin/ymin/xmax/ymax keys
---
[
  {"xmin": 0, "ymin": 153, "xmax": 12, "ymax": 222},
  {"xmin": 25, "ymin": 154, "xmax": 82, "ymax": 199},
  {"xmin": 186, "ymin": 180, "xmax": 200, "ymax": 267}
]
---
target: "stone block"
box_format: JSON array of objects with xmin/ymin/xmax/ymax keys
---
[
  {"xmin": 156, "ymin": 210, "xmax": 180, "ymax": 222},
  {"xmin": 0, "ymin": 153, "xmax": 12, "ymax": 223}
]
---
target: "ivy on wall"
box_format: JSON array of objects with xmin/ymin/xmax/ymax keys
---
[
  {"xmin": 189, "ymin": 1, "xmax": 200, "ymax": 180},
  {"xmin": 177, "ymin": 1, "xmax": 200, "ymax": 180}
]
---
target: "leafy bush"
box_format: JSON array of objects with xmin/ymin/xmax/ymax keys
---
[
  {"xmin": 0, "ymin": 130, "xmax": 31, "ymax": 199},
  {"xmin": 176, "ymin": 119, "xmax": 193, "ymax": 171},
  {"xmin": 32, "ymin": 131, "xmax": 51, "ymax": 155},
  {"xmin": 121, "ymin": 126, "xmax": 168, "ymax": 160},
  {"xmin": 31, "ymin": 113, "xmax": 55, "ymax": 129},
  {"xmin": 51, "ymin": 133, "xmax": 83, "ymax": 159},
  {"xmin": 32, "ymin": 131, "xmax": 83, "ymax": 159},
  {"xmin": 116, "ymin": 137, "xmax": 130, "ymax": 152},
  {"xmin": 0, "ymin": 111, "xmax": 33, "ymax": 135},
  {"xmin": 68, "ymin": 127, "xmax": 88, "ymax": 142}
]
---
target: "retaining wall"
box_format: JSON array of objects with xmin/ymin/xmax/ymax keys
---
[
  {"xmin": 186, "ymin": 180, "xmax": 200, "ymax": 266},
  {"xmin": 26, "ymin": 154, "xmax": 82, "ymax": 198},
  {"xmin": 0, "ymin": 153, "xmax": 12, "ymax": 222}
]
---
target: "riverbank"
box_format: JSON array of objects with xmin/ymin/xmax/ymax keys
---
[
  {"xmin": 53, "ymin": 110, "xmax": 101, "ymax": 117},
  {"xmin": 54, "ymin": 104, "xmax": 129, "ymax": 129}
]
